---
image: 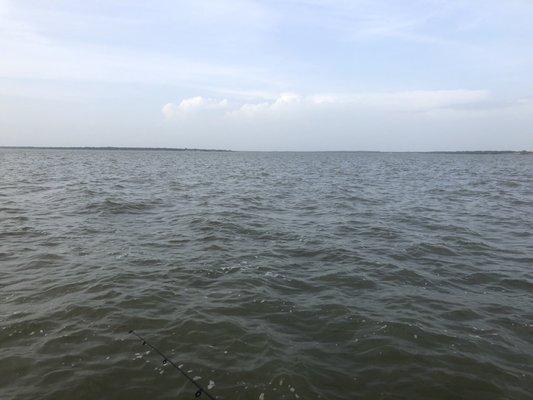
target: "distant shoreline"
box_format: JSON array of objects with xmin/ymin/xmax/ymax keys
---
[
  {"xmin": 0, "ymin": 146, "xmax": 231, "ymax": 152},
  {"xmin": 426, "ymin": 150, "xmax": 531, "ymax": 155},
  {"xmin": 0, "ymin": 146, "xmax": 530, "ymax": 154}
]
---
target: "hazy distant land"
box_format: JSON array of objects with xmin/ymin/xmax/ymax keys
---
[
  {"xmin": 427, "ymin": 150, "xmax": 532, "ymax": 155},
  {"xmin": 0, "ymin": 146, "xmax": 231, "ymax": 152}
]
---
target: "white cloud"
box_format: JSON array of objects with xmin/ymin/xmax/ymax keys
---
[
  {"xmin": 162, "ymin": 103, "xmax": 177, "ymax": 119},
  {"xmin": 227, "ymin": 92, "xmax": 305, "ymax": 117},
  {"xmin": 162, "ymin": 96, "xmax": 229, "ymax": 119},
  {"xmin": 169, "ymin": 89, "xmax": 490, "ymax": 120},
  {"xmin": 156, "ymin": 89, "xmax": 532, "ymax": 151},
  {"xmin": 273, "ymin": 92, "xmax": 302, "ymax": 106}
]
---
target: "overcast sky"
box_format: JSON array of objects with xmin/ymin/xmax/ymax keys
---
[{"xmin": 1, "ymin": 0, "xmax": 532, "ymax": 151}]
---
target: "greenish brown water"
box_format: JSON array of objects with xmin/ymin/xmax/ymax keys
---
[{"xmin": 1, "ymin": 149, "xmax": 532, "ymax": 399}]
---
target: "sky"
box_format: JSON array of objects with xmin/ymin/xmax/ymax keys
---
[{"xmin": 1, "ymin": 0, "xmax": 532, "ymax": 151}]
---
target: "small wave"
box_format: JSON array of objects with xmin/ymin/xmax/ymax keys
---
[
  {"xmin": 441, "ymin": 308, "xmax": 483, "ymax": 321},
  {"xmin": 501, "ymin": 180, "xmax": 520, "ymax": 188},
  {"xmin": 498, "ymin": 278, "xmax": 533, "ymax": 292},
  {"xmin": 402, "ymin": 243, "xmax": 458, "ymax": 258},
  {"xmin": 85, "ymin": 198, "xmax": 161, "ymax": 214}
]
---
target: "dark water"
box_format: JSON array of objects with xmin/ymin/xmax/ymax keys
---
[{"xmin": 1, "ymin": 149, "xmax": 532, "ymax": 400}]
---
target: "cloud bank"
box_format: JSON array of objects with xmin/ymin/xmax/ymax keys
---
[
  {"xmin": 157, "ymin": 90, "xmax": 533, "ymax": 151},
  {"xmin": 162, "ymin": 90, "xmax": 491, "ymax": 119},
  {"xmin": 162, "ymin": 96, "xmax": 229, "ymax": 118}
]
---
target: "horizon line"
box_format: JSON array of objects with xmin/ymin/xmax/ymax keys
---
[{"xmin": 0, "ymin": 146, "xmax": 531, "ymax": 154}]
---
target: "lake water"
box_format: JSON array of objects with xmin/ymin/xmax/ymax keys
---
[{"xmin": 1, "ymin": 149, "xmax": 532, "ymax": 400}]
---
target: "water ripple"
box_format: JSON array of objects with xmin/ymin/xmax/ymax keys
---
[{"xmin": 1, "ymin": 150, "xmax": 532, "ymax": 399}]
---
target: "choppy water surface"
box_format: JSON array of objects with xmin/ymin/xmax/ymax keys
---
[{"xmin": 1, "ymin": 149, "xmax": 532, "ymax": 400}]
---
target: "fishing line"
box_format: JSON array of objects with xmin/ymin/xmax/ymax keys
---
[{"xmin": 129, "ymin": 329, "xmax": 218, "ymax": 400}]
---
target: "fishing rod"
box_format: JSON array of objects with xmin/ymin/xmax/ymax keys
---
[{"xmin": 129, "ymin": 329, "xmax": 218, "ymax": 399}]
